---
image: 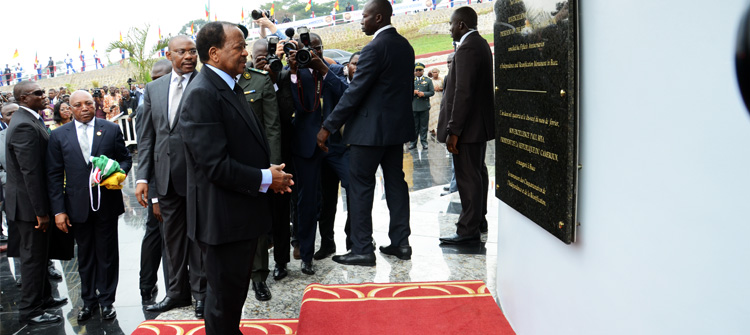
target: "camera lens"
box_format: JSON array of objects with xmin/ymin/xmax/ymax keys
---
[
  {"xmin": 296, "ymin": 49, "xmax": 312, "ymax": 66},
  {"xmin": 251, "ymin": 10, "xmax": 263, "ymax": 20},
  {"xmin": 269, "ymin": 58, "xmax": 283, "ymax": 73}
]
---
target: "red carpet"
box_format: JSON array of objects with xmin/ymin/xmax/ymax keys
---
[
  {"xmin": 131, "ymin": 319, "xmax": 298, "ymax": 335},
  {"xmin": 296, "ymin": 280, "xmax": 515, "ymax": 335}
]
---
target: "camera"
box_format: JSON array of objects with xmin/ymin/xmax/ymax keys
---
[
  {"xmin": 266, "ymin": 36, "xmax": 283, "ymax": 73},
  {"xmin": 295, "ymin": 26, "xmax": 313, "ymax": 68},
  {"xmin": 93, "ymin": 88, "xmax": 102, "ymax": 98},
  {"xmin": 251, "ymin": 9, "xmax": 271, "ymax": 20},
  {"xmin": 127, "ymin": 78, "xmax": 133, "ymax": 86}
]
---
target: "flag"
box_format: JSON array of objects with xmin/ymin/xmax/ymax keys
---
[
  {"xmin": 205, "ymin": 4, "xmax": 209, "ymax": 19},
  {"xmin": 241, "ymin": 7, "xmax": 244, "ymax": 20},
  {"xmin": 271, "ymin": 4, "xmax": 275, "ymax": 16},
  {"xmin": 78, "ymin": 37, "xmax": 81, "ymax": 50},
  {"xmin": 119, "ymin": 31, "xmax": 123, "ymax": 42},
  {"xmin": 91, "ymin": 39, "xmax": 95, "ymax": 50},
  {"xmin": 190, "ymin": 23, "xmax": 194, "ymax": 35},
  {"xmin": 159, "ymin": 26, "xmax": 162, "ymax": 39},
  {"xmin": 335, "ymin": 0, "xmax": 339, "ymax": 11},
  {"xmin": 12, "ymin": 49, "xmax": 18, "ymax": 59},
  {"xmin": 35, "ymin": 52, "xmax": 38, "ymax": 64},
  {"xmin": 214, "ymin": 14, "xmax": 217, "ymax": 21},
  {"xmin": 305, "ymin": 0, "xmax": 312, "ymax": 12}
]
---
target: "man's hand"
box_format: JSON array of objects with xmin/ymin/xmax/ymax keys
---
[
  {"xmin": 269, "ymin": 164, "xmax": 294, "ymax": 194},
  {"xmin": 288, "ymin": 50, "xmax": 299, "ymax": 74},
  {"xmin": 317, "ymin": 127, "xmax": 330, "ymax": 153},
  {"xmin": 36, "ymin": 215, "xmax": 50, "ymax": 232},
  {"xmin": 135, "ymin": 183, "xmax": 149, "ymax": 208},
  {"xmin": 417, "ymin": 91, "xmax": 425, "ymax": 98},
  {"xmin": 55, "ymin": 213, "xmax": 72, "ymax": 233},
  {"xmin": 276, "ymin": 41, "xmax": 287, "ymax": 60},
  {"xmin": 308, "ymin": 53, "xmax": 328, "ymax": 76},
  {"xmin": 446, "ymin": 134, "xmax": 459, "ymax": 154},
  {"xmin": 414, "ymin": 89, "xmax": 419, "ymax": 96},
  {"xmin": 152, "ymin": 203, "xmax": 163, "ymax": 223}
]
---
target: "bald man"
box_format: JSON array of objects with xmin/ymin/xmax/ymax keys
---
[
  {"xmin": 47, "ymin": 90, "xmax": 132, "ymax": 321},
  {"xmin": 137, "ymin": 35, "xmax": 206, "ymax": 317}
]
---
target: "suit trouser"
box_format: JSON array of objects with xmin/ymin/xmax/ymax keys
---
[
  {"xmin": 272, "ymin": 192, "xmax": 291, "ymax": 265},
  {"xmin": 139, "ymin": 201, "xmax": 168, "ymax": 292},
  {"xmin": 411, "ymin": 109, "xmax": 429, "ymax": 146},
  {"xmin": 453, "ymin": 142, "xmax": 489, "ymax": 236},
  {"xmin": 73, "ymin": 214, "xmax": 119, "ymax": 307},
  {"xmin": 16, "ymin": 220, "xmax": 52, "ymax": 320},
  {"xmin": 159, "ymin": 183, "xmax": 206, "ymax": 301},
  {"xmin": 319, "ymin": 162, "xmax": 352, "ymax": 250},
  {"xmin": 251, "ymin": 237, "xmax": 269, "ymax": 283},
  {"xmin": 348, "ymin": 145, "xmax": 411, "ymax": 255},
  {"xmin": 293, "ymin": 148, "xmax": 350, "ymax": 262},
  {"xmin": 204, "ymin": 238, "xmax": 258, "ymax": 335}
]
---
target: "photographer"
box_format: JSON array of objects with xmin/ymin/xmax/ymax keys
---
[
  {"xmin": 287, "ymin": 30, "xmax": 351, "ymax": 275},
  {"xmin": 253, "ymin": 11, "xmax": 287, "ymax": 40},
  {"xmin": 119, "ymin": 87, "xmax": 138, "ymax": 116},
  {"xmin": 92, "ymin": 88, "xmax": 107, "ymax": 119}
]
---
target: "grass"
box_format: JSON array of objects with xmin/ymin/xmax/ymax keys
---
[{"xmin": 331, "ymin": 33, "xmax": 495, "ymax": 57}]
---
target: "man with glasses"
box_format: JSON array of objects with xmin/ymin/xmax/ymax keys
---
[
  {"xmin": 5, "ymin": 81, "xmax": 67, "ymax": 325},
  {"xmin": 136, "ymin": 35, "xmax": 206, "ymax": 318}
]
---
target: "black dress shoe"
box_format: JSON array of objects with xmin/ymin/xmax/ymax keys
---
[
  {"xmin": 101, "ymin": 305, "xmax": 117, "ymax": 320},
  {"xmin": 41, "ymin": 297, "xmax": 68, "ymax": 310},
  {"xmin": 47, "ymin": 262, "xmax": 62, "ymax": 280},
  {"xmin": 273, "ymin": 264, "xmax": 288, "ymax": 280},
  {"xmin": 379, "ymin": 245, "xmax": 412, "ymax": 260},
  {"xmin": 332, "ymin": 252, "xmax": 376, "ymax": 266},
  {"xmin": 443, "ymin": 185, "xmax": 450, "ymax": 191},
  {"xmin": 141, "ymin": 286, "xmax": 158, "ymax": 304},
  {"xmin": 252, "ymin": 281, "xmax": 272, "ymax": 301},
  {"xmin": 301, "ymin": 261, "xmax": 315, "ymax": 275},
  {"xmin": 439, "ymin": 233, "xmax": 481, "ymax": 244},
  {"xmin": 313, "ymin": 246, "xmax": 336, "ymax": 260},
  {"xmin": 0, "ymin": 234, "xmax": 7, "ymax": 242},
  {"xmin": 408, "ymin": 143, "xmax": 417, "ymax": 150},
  {"xmin": 145, "ymin": 296, "xmax": 191, "ymax": 312},
  {"xmin": 422, "ymin": 144, "xmax": 428, "ymax": 150},
  {"xmin": 25, "ymin": 312, "xmax": 62, "ymax": 325},
  {"xmin": 77, "ymin": 306, "xmax": 95, "ymax": 321},
  {"xmin": 195, "ymin": 300, "xmax": 205, "ymax": 318}
]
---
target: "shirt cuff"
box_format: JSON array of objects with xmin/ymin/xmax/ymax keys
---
[
  {"xmin": 290, "ymin": 74, "xmax": 297, "ymax": 84},
  {"xmin": 136, "ymin": 179, "xmax": 148, "ymax": 184},
  {"xmin": 151, "ymin": 198, "xmax": 159, "ymax": 204},
  {"xmin": 274, "ymin": 83, "xmax": 279, "ymax": 92},
  {"xmin": 259, "ymin": 169, "xmax": 272, "ymax": 193}
]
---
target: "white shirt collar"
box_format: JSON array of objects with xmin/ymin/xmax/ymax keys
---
[
  {"xmin": 456, "ymin": 29, "xmax": 477, "ymax": 46},
  {"xmin": 205, "ymin": 64, "xmax": 236, "ymax": 90},
  {"xmin": 74, "ymin": 118, "xmax": 94, "ymax": 128},
  {"xmin": 19, "ymin": 106, "xmax": 42, "ymax": 120},
  {"xmin": 373, "ymin": 25, "xmax": 394, "ymax": 40},
  {"xmin": 171, "ymin": 69, "xmax": 192, "ymax": 84}
]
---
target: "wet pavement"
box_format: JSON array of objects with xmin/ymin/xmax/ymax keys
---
[{"xmin": 0, "ymin": 137, "xmax": 497, "ymax": 334}]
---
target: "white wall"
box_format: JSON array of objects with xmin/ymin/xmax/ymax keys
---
[{"xmin": 496, "ymin": 0, "xmax": 750, "ymax": 334}]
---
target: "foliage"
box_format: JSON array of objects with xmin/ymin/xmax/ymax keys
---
[
  {"xmin": 91, "ymin": 80, "xmax": 100, "ymax": 88},
  {"xmin": 179, "ymin": 19, "xmax": 209, "ymax": 36},
  {"xmin": 106, "ymin": 24, "xmax": 169, "ymax": 84}
]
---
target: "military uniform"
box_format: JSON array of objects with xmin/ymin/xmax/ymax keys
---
[
  {"xmin": 411, "ymin": 63, "xmax": 434, "ymax": 149},
  {"xmin": 236, "ymin": 67, "xmax": 281, "ymax": 298}
]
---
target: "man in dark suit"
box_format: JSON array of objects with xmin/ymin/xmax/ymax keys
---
[
  {"xmin": 47, "ymin": 90, "xmax": 132, "ymax": 321},
  {"xmin": 437, "ymin": 7, "xmax": 495, "ymax": 244},
  {"xmin": 289, "ymin": 33, "xmax": 350, "ymax": 273},
  {"xmin": 180, "ymin": 21, "xmax": 293, "ymax": 335},
  {"xmin": 136, "ymin": 59, "xmax": 172, "ymax": 305},
  {"xmin": 317, "ymin": 0, "xmax": 415, "ymax": 266},
  {"xmin": 136, "ymin": 35, "xmax": 207, "ymax": 318},
  {"xmin": 5, "ymin": 81, "xmax": 67, "ymax": 325}
]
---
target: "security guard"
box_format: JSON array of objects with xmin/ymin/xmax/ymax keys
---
[
  {"xmin": 411, "ymin": 62, "xmax": 434, "ymax": 150},
  {"xmin": 236, "ymin": 63, "xmax": 281, "ymax": 302}
]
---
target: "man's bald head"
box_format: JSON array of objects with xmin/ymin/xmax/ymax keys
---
[
  {"xmin": 70, "ymin": 90, "xmax": 93, "ymax": 102},
  {"xmin": 252, "ymin": 39, "xmax": 268, "ymax": 57},
  {"xmin": 452, "ymin": 6, "xmax": 478, "ymax": 30},
  {"xmin": 70, "ymin": 90, "xmax": 96, "ymax": 123},
  {"xmin": 168, "ymin": 35, "xmax": 194, "ymax": 51},
  {"xmin": 365, "ymin": 0, "xmax": 393, "ymax": 18},
  {"xmin": 361, "ymin": 0, "xmax": 392, "ymax": 35},
  {"xmin": 1, "ymin": 103, "xmax": 18, "ymax": 124},
  {"xmin": 151, "ymin": 59, "xmax": 172, "ymax": 80},
  {"xmin": 13, "ymin": 80, "xmax": 37, "ymax": 101}
]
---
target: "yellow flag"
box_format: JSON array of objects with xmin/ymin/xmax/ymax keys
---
[{"xmin": 13, "ymin": 49, "xmax": 19, "ymax": 59}]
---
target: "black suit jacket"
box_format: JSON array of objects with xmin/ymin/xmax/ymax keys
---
[
  {"xmin": 179, "ymin": 66, "xmax": 272, "ymax": 246},
  {"xmin": 5, "ymin": 107, "xmax": 50, "ymax": 222},
  {"xmin": 137, "ymin": 71, "xmax": 197, "ymax": 197},
  {"xmin": 46, "ymin": 118, "xmax": 132, "ymax": 223},
  {"xmin": 322, "ymin": 28, "xmax": 416, "ymax": 146},
  {"xmin": 437, "ymin": 32, "xmax": 495, "ymax": 143}
]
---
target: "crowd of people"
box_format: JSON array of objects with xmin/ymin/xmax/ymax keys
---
[
  {"xmin": 0, "ymin": 50, "xmax": 130, "ymax": 85},
  {"xmin": 0, "ymin": 1, "xmax": 494, "ymax": 334}
]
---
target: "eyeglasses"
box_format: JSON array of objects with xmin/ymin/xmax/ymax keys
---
[
  {"xmin": 172, "ymin": 49, "xmax": 198, "ymax": 56},
  {"xmin": 24, "ymin": 90, "xmax": 45, "ymax": 97}
]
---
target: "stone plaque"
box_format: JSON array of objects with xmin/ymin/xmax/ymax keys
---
[{"xmin": 494, "ymin": 0, "xmax": 578, "ymax": 244}]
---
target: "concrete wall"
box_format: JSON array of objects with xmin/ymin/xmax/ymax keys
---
[{"xmin": 495, "ymin": 0, "xmax": 750, "ymax": 334}]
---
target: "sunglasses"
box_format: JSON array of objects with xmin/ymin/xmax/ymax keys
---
[{"xmin": 25, "ymin": 90, "xmax": 45, "ymax": 97}]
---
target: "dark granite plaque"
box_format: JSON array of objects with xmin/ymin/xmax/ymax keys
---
[{"xmin": 494, "ymin": 0, "xmax": 578, "ymax": 244}]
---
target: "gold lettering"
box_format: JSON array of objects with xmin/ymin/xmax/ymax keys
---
[{"xmin": 508, "ymin": 13, "xmax": 527, "ymax": 24}]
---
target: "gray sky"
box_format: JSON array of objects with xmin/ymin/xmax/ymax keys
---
[{"xmin": 2, "ymin": 0, "xmax": 268, "ymax": 69}]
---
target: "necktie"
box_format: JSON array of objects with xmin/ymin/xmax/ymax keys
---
[
  {"xmin": 78, "ymin": 123, "xmax": 90, "ymax": 163},
  {"xmin": 169, "ymin": 78, "xmax": 184, "ymax": 127}
]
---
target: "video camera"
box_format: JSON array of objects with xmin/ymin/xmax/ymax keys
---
[
  {"xmin": 93, "ymin": 88, "xmax": 102, "ymax": 98},
  {"xmin": 252, "ymin": 9, "xmax": 271, "ymax": 20}
]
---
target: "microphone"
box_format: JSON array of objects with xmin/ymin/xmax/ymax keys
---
[{"xmin": 285, "ymin": 28, "xmax": 295, "ymax": 39}]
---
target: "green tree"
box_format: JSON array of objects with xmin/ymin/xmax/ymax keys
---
[
  {"xmin": 106, "ymin": 24, "xmax": 168, "ymax": 84},
  {"xmin": 179, "ymin": 19, "xmax": 208, "ymax": 36}
]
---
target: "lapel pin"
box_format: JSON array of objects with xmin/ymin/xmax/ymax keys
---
[{"xmin": 96, "ymin": 130, "xmax": 102, "ymax": 136}]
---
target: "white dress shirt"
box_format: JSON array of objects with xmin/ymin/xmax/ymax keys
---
[
  {"xmin": 19, "ymin": 106, "xmax": 42, "ymax": 121},
  {"xmin": 456, "ymin": 30, "xmax": 477, "ymax": 47},
  {"xmin": 168, "ymin": 69, "xmax": 192, "ymax": 116},
  {"xmin": 372, "ymin": 25, "xmax": 394, "ymax": 40},
  {"xmin": 74, "ymin": 118, "xmax": 95, "ymax": 159}
]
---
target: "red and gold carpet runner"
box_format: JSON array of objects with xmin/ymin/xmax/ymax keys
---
[
  {"xmin": 131, "ymin": 319, "xmax": 299, "ymax": 335},
  {"xmin": 296, "ymin": 280, "xmax": 515, "ymax": 335}
]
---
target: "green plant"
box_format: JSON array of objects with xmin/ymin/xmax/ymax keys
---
[
  {"xmin": 107, "ymin": 24, "xmax": 169, "ymax": 84},
  {"xmin": 91, "ymin": 80, "xmax": 100, "ymax": 88}
]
